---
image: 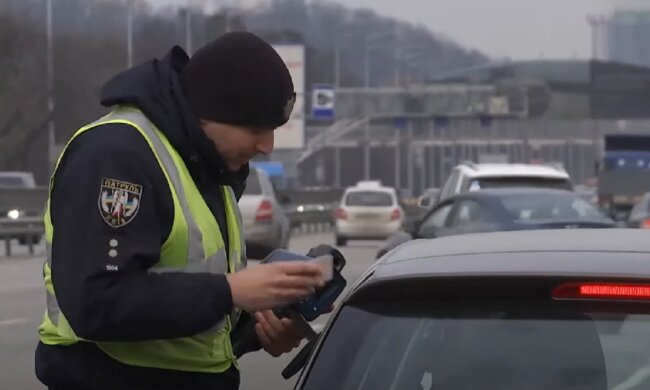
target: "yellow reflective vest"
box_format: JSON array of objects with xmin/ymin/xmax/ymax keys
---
[{"xmin": 38, "ymin": 106, "xmax": 247, "ymax": 373}]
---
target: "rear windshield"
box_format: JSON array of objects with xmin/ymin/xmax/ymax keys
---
[
  {"xmin": 470, "ymin": 177, "xmax": 572, "ymax": 191},
  {"xmin": 499, "ymin": 193, "xmax": 610, "ymax": 222},
  {"xmin": 0, "ymin": 176, "xmax": 27, "ymax": 188},
  {"xmin": 304, "ymin": 302, "xmax": 650, "ymax": 390},
  {"xmin": 345, "ymin": 191, "xmax": 393, "ymax": 207},
  {"xmin": 243, "ymin": 170, "xmax": 263, "ymax": 195}
]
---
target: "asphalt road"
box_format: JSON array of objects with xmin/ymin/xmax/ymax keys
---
[{"xmin": 0, "ymin": 232, "xmax": 382, "ymax": 390}]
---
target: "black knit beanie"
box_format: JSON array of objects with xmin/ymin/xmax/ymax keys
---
[{"xmin": 181, "ymin": 31, "xmax": 296, "ymax": 129}]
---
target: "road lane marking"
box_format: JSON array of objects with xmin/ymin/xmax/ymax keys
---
[{"xmin": 0, "ymin": 318, "xmax": 31, "ymax": 327}]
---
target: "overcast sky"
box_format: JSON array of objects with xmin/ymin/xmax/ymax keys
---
[{"xmin": 155, "ymin": 0, "xmax": 648, "ymax": 60}]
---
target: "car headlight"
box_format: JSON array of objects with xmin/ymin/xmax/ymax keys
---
[{"xmin": 7, "ymin": 209, "xmax": 20, "ymax": 220}]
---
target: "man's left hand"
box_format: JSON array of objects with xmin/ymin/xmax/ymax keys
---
[{"xmin": 254, "ymin": 310, "xmax": 303, "ymax": 357}]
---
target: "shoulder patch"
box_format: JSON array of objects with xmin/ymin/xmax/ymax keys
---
[{"xmin": 98, "ymin": 178, "xmax": 143, "ymax": 228}]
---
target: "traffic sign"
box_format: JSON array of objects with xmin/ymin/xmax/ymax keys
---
[{"xmin": 312, "ymin": 84, "xmax": 335, "ymax": 119}]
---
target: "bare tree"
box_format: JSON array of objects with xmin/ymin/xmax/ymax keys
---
[{"xmin": 0, "ymin": 8, "xmax": 48, "ymax": 170}]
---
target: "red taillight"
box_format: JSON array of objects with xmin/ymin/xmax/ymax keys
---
[
  {"xmin": 335, "ymin": 208, "xmax": 348, "ymax": 220},
  {"xmin": 641, "ymin": 219, "xmax": 650, "ymax": 229},
  {"xmin": 390, "ymin": 208, "xmax": 401, "ymax": 221},
  {"xmin": 255, "ymin": 199, "xmax": 273, "ymax": 222},
  {"xmin": 553, "ymin": 282, "xmax": 650, "ymax": 301}
]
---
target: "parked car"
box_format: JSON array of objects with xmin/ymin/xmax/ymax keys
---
[
  {"xmin": 437, "ymin": 162, "xmax": 573, "ymax": 204},
  {"xmin": 293, "ymin": 229, "xmax": 650, "ymax": 390},
  {"xmin": 0, "ymin": 171, "xmax": 36, "ymax": 189},
  {"xmin": 334, "ymin": 181, "xmax": 404, "ymax": 247},
  {"xmin": 377, "ymin": 188, "xmax": 615, "ymax": 258},
  {"xmin": 0, "ymin": 171, "xmax": 41, "ymax": 245},
  {"xmin": 238, "ymin": 168, "xmax": 291, "ymax": 256},
  {"xmin": 627, "ymin": 192, "xmax": 650, "ymax": 229}
]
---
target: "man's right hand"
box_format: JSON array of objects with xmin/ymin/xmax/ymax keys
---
[{"xmin": 226, "ymin": 261, "xmax": 326, "ymax": 313}]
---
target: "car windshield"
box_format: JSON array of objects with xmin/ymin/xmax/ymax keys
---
[
  {"xmin": 498, "ymin": 193, "xmax": 610, "ymax": 222},
  {"xmin": 303, "ymin": 302, "xmax": 650, "ymax": 390},
  {"xmin": 629, "ymin": 195, "xmax": 650, "ymax": 221},
  {"xmin": 470, "ymin": 177, "xmax": 572, "ymax": 191},
  {"xmin": 0, "ymin": 176, "xmax": 26, "ymax": 188},
  {"xmin": 345, "ymin": 191, "xmax": 393, "ymax": 207},
  {"xmin": 243, "ymin": 170, "xmax": 263, "ymax": 195}
]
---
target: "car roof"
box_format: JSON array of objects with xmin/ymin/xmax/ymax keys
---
[
  {"xmin": 0, "ymin": 171, "xmax": 34, "ymax": 178},
  {"xmin": 364, "ymin": 229, "xmax": 650, "ymax": 283},
  {"xmin": 449, "ymin": 188, "xmax": 576, "ymax": 201},
  {"xmin": 344, "ymin": 186, "xmax": 396, "ymax": 194},
  {"xmin": 457, "ymin": 163, "xmax": 570, "ymax": 179},
  {"xmin": 0, "ymin": 171, "xmax": 36, "ymax": 187}
]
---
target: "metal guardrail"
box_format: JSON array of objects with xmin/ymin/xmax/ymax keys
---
[
  {"xmin": 0, "ymin": 209, "xmax": 335, "ymax": 258},
  {"xmin": 286, "ymin": 204, "xmax": 336, "ymax": 234},
  {"xmin": 0, "ymin": 217, "xmax": 45, "ymax": 257},
  {"xmin": 278, "ymin": 188, "xmax": 344, "ymax": 206}
]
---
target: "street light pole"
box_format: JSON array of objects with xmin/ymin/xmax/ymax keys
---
[
  {"xmin": 46, "ymin": 0, "xmax": 56, "ymax": 170},
  {"xmin": 334, "ymin": 44, "xmax": 340, "ymax": 88},
  {"xmin": 127, "ymin": 0, "xmax": 133, "ymax": 67},
  {"xmin": 394, "ymin": 45, "xmax": 401, "ymax": 87},
  {"xmin": 185, "ymin": 1, "xmax": 193, "ymax": 54},
  {"xmin": 363, "ymin": 43, "xmax": 370, "ymax": 89}
]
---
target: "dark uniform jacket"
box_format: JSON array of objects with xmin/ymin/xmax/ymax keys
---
[{"xmin": 35, "ymin": 46, "xmax": 261, "ymax": 390}]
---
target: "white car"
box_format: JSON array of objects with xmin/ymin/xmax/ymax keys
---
[
  {"xmin": 334, "ymin": 182, "xmax": 404, "ymax": 246},
  {"xmin": 0, "ymin": 171, "xmax": 36, "ymax": 189},
  {"xmin": 238, "ymin": 168, "xmax": 291, "ymax": 255},
  {"xmin": 437, "ymin": 162, "xmax": 573, "ymax": 204}
]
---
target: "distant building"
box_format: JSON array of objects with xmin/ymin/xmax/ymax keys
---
[{"xmin": 589, "ymin": 9, "xmax": 650, "ymax": 69}]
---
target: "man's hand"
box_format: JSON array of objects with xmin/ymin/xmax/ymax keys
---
[
  {"xmin": 254, "ymin": 310, "xmax": 303, "ymax": 357},
  {"xmin": 226, "ymin": 261, "xmax": 326, "ymax": 313}
]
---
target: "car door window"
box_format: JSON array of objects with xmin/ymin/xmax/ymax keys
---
[
  {"xmin": 440, "ymin": 170, "xmax": 460, "ymax": 201},
  {"xmin": 418, "ymin": 203, "xmax": 454, "ymax": 237},
  {"xmin": 629, "ymin": 195, "xmax": 650, "ymax": 221},
  {"xmin": 450, "ymin": 200, "xmax": 488, "ymax": 227}
]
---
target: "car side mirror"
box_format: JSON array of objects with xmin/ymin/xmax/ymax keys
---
[{"xmin": 418, "ymin": 196, "xmax": 433, "ymax": 209}]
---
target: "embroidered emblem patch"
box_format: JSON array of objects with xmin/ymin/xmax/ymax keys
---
[{"xmin": 98, "ymin": 178, "xmax": 142, "ymax": 228}]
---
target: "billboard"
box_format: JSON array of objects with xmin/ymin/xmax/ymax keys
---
[{"xmin": 272, "ymin": 45, "xmax": 305, "ymax": 149}]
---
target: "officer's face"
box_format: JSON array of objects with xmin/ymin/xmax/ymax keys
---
[{"xmin": 200, "ymin": 120, "xmax": 274, "ymax": 171}]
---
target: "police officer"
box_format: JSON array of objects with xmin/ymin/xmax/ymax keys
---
[{"xmin": 35, "ymin": 32, "xmax": 327, "ymax": 390}]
